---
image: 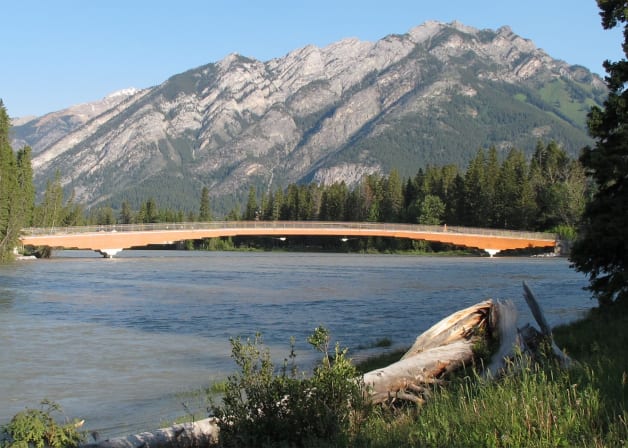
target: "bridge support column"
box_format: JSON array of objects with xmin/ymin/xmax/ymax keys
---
[
  {"xmin": 484, "ymin": 249, "xmax": 500, "ymax": 258},
  {"xmin": 97, "ymin": 248, "xmax": 123, "ymax": 258}
]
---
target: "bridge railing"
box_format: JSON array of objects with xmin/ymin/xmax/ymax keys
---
[{"xmin": 21, "ymin": 221, "xmax": 557, "ymax": 241}]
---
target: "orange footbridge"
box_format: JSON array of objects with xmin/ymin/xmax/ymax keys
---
[{"xmin": 19, "ymin": 221, "xmax": 557, "ymax": 258}]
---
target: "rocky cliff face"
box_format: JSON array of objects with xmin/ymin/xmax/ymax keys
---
[{"xmin": 11, "ymin": 21, "xmax": 607, "ymax": 212}]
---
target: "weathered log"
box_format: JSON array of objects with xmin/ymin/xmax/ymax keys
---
[
  {"xmin": 363, "ymin": 300, "xmax": 496, "ymax": 404},
  {"xmin": 484, "ymin": 299, "xmax": 521, "ymax": 377},
  {"xmin": 401, "ymin": 300, "xmax": 494, "ymax": 359},
  {"xmin": 521, "ymin": 281, "xmax": 572, "ymax": 367},
  {"xmin": 80, "ymin": 418, "xmax": 219, "ymax": 448}
]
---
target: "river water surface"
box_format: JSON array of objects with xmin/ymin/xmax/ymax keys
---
[{"xmin": 0, "ymin": 250, "xmax": 592, "ymax": 438}]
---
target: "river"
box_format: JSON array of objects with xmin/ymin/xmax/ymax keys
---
[{"xmin": 0, "ymin": 250, "xmax": 592, "ymax": 438}]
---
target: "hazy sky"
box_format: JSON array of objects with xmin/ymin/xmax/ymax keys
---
[{"xmin": 1, "ymin": 0, "xmax": 623, "ymax": 118}]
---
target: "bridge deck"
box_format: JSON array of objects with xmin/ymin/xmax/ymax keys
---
[{"xmin": 20, "ymin": 221, "xmax": 557, "ymax": 256}]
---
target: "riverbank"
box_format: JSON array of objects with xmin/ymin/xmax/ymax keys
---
[
  {"xmin": 346, "ymin": 304, "xmax": 628, "ymax": 447},
  {"xmin": 77, "ymin": 300, "xmax": 628, "ymax": 447}
]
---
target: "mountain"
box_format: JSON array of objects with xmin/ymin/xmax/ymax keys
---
[{"xmin": 11, "ymin": 21, "xmax": 607, "ymax": 214}]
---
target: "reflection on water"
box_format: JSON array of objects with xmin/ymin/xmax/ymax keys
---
[{"xmin": 0, "ymin": 251, "xmax": 592, "ymax": 438}]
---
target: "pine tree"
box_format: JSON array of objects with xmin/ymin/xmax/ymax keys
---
[
  {"xmin": 0, "ymin": 101, "xmax": 35, "ymax": 261},
  {"xmin": 0, "ymin": 101, "xmax": 17, "ymax": 260},
  {"xmin": 119, "ymin": 200, "xmax": 133, "ymax": 224},
  {"xmin": 199, "ymin": 186, "xmax": 212, "ymax": 221},
  {"xmin": 463, "ymin": 149, "xmax": 489, "ymax": 227},
  {"xmin": 570, "ymin": 0, "xmax": 628, "ymax": 306},
  {"xmin": 244, "ymin": 186, "xmax": 258, "ymax": 220},
  {"xmin": 33, "ymin": 172, "xmax": 65, "ymax": 228},
  {"xmin": 380, "ymin": 169, "xmax": 403, "ymax": 222},
  {"xmin": 16, "ymin": 146, "xmax": 35, "ymax": 227}
]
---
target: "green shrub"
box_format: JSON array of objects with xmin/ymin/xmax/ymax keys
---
[
  {"xmin": 211, "ymin": 327, "xmax": 367, "ymax": 447},
  {"xmin": 0, "ymin": 400, "xmax": 85, "ymax": 448}
]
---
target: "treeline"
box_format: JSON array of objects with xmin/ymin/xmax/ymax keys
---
[
  {"xmin": 234, "ymin": 141, "xmax": 585, "ymax": 233},
  {"xmin": 0, "ymin": 101, "xmax": 35, "ymax": 261},
  {"xmin": 38, "ymin": 141, "xmax": 585, "ymax": 240}
]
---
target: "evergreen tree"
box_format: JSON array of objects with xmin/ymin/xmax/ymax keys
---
[
  {"xmin": 0, "ymin": 102, "xmax": 18, "ymax": 260},
  {"xmin": 380, "ymin": 169, "xmax": 404, "ymax": 222},
  {"xmin": 61, "ymin": 190, "xmax": 84, "ymax": 226},
  {"xmin": 33, "ymin": 171, "xmax": 65, "ymax": 228},
  {"xmin": 244, "ymin": 186, "xmax": 258, "ymax": 220},
  {"xmin": 119, "ymin": 200, "xmax": 133, "ymax": 224},
  {"xmin": 463, "ymin": 149, "xmax": 490, "ymax": 227},
  {"xmin": 571, "ymin": 0, "xmax": 628, "ymax": 306},
  {"xmin": 484, "ymin": 146, "xmax": 500, "ymax": 226},
  {"xmin": 94, "ymin": 206, "xmax": 116, "ymax": 225},
  {"xmin": 272, "ymin": 188, "xmax": 284, "ymax": 221},
  {"xmin": 0, "ymin": 101, "xmax": 36, "ymax": 260},
  {"xmin": 284, "ymin": 184, "xmax": 300, "ymax": 220},
  {"xmin": 135, "ymin": 198, "xmax": 159, "ymax": 224},
  {"xmin": 16, "ymin": 147, "xmax": 35, "ymax": 227},
  {"xmin": 259, "ymin": 191, "xmax": 268, "ymax": 220},
  {"xmin": 446, "ymin": 174, "xmax": 466, "ymax": 226},
  {"xmin": 303, "ymin": 184, "xmax": 322, "ymax": 220},
  {"xmin": 344, "ymin": 188, "xmax": 362, "ymax": 221},
  {"xmin": 199, "ymin": 186, "xmax": 212, "ymax": 221},
  {"xmin": 418, "ymin": 194, "xmax": 446, "ymax": 225},
  {"xmin": 362, "ymin": 174, "xmax": 382, "ymax": 222},
  {"xmin": 320, "ymin": 182, "xmax": 347, "ymax": 221},
  {"xmin": 494, "ymin": 148, "xmax": 535, "ymax": 229}
]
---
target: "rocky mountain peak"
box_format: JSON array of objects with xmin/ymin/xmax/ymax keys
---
[{"xmin": 11, "ymin": 21, "xmax": 607, "ymax": 213}]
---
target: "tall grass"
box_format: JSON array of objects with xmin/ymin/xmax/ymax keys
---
[{"xmin": 351, "ymin": 307, "xmax": 628, "ymax": 447}]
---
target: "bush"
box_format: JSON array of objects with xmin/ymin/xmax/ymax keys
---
[
  {"xmin": 211, "ymin": 327, "xmax": 367, "ymax": 447},
  {"xmin": 0, "ymin": 400, "xmax": 85, "ymax": 448}
]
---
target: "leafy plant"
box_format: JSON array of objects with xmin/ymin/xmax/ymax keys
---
[
  {"xmin": 211, "ymin": 327, "xmax": 367, "ymax": 447},
  {"xmin": 0, "ymin": 400, "xmax": 85, "ymax": 448}
]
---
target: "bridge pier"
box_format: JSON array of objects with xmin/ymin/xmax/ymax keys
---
[
  {"xmin": 484, "ymin": 249, "xmax": 501, "ymax": 258},
  {"xmin": 97, "ymin": 248, "xmax": 123, "ymax": 258}
]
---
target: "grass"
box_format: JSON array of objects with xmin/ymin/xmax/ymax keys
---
[{"xmin": 349, "ymin": 307, "xmax": 628, "ymax": 447}]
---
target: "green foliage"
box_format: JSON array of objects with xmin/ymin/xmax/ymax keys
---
[
  {"xmin": 358, "ymin": 360, "xmax": 627, "ymax": 447},
  {"xmin": 243, "ymin": 186, "xmax": 258, "ymax": 221},
  {"xmin": 199, "ymin": 186, "xmax": 212, "ymax": 221},
  {"xmin": 0, "ymin": 400, "xmax": 85, "ymax": 448},
  {"xmin": 417, "ymin": 194, "xmax": 445, "ymax": 225},
  {"xmin": 32, "ymin": 172, "xmax": 66, "ymax": 228},
  {"xmin": 570, "ymin": 0, "xmax": 628, "ymax": 307},
  {"xmin": 0, "ymin": 100, "xmax": 35, "ymax": 261},
  {"xmin": 212, "ymin": 328, "xmax": 367, "ymax": 447}
]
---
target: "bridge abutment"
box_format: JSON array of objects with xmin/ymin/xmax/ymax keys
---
[
  {"xmin": 484, "ymin": 249, "xmax": 501, "ymax": 257},
  {"xmin": 97, "ymin": 249, "xmax": 123, "ymax": 258}
]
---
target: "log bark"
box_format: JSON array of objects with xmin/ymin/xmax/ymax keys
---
[
  {"xmin": 363, "ymin": 300, "xmax": 496, "ymax": 404},
  {"xmin": 80, "ymin": 418, "xmax": 219, "ymax": 448},
  {"xmin": 401, "ymin": 300, "xmax": 494, "ymax": 359}
]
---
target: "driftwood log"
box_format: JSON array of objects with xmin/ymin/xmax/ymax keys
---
[
  {"xmin": 363, "ymin": 299, "xmax": 495, "ymax": 404},
  {"xmin": 82, "ymin": 282, "xmax": 568, "ymax": 448},
  {"xmin": 80, "ymin": 418, "xmax": 220, "ymax": 448}
]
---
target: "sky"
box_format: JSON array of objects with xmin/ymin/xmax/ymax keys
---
[{"xmin": 1, "ymin": 0, "xmax": 624, "ymax": 118}]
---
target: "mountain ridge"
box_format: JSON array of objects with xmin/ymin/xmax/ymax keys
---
[{"xmin": 11, "ymin": 21, "xmax": 607, "ymax": 213}]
